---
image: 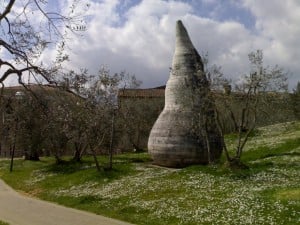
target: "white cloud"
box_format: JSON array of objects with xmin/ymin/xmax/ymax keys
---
[
  {"xmin": 241, "ymin": 0, "xmax": 300, "ymax": 86},
  {"xmin": 42, "ymin": 0, "xmax": 300, "ymax": 89},
  {"xmin": 61, "ymin": 0, "xmax": 194, "ymax": 86},
  {"xmin": 3, "ymin": 0, "xmax": 299, "ymax": 89}
]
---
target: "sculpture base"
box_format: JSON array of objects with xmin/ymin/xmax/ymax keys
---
[
  {"xmin": 148, "ymin": 110, "xmax": 222, "ymax": 168},
  {"xmin": 150, "ymin": 153, "xmax": 209, "ymax": 168}
]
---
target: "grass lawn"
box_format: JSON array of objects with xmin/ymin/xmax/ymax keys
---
[
  {"xmin": 0, "ymin": 221, "xmax": 9, "ymax": 225},
  {"xmin": 0, "ymin": 121, "xmax": 300, "ymax": 225}
]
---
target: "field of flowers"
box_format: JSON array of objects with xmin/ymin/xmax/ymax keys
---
[{"xmin": 0, "ymin": 121, "xmax": 299, "ymax": 225}]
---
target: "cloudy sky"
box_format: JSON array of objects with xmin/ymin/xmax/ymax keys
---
[{"xmin": 5, "ymin": 0, "xmax": 300, "ymax": 89}]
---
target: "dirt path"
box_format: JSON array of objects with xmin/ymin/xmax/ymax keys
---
[{"xmin": 0, "ymin": 179, "xmax": 133, "ymax": 225}]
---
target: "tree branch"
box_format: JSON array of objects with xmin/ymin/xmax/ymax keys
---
[
  {"xmin": 0, "ymin": 39, "xmax": 28, "ymax": 60},
  {"xmin": 0, "ymin": 66, "xmax": 38, "ymax": 83},
  {"xmin": 33, "ymin": 0, "xmax": 64, "ymax": 38},
  {"xmin": 0, "ymin": 0, "xmax": 15, "ymax": 21}
]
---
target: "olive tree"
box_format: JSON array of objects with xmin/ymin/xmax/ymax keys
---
[
  {"xmin": 0, "ymin": 0, "xmax": 88, "ymax": 164},
  {"xmin": 211, "ymin": 50, "xmax": 289, "ymax": 167},
  {"xmin": 61, "ymin": 68, "xmax": 141, "ymax": 171}
]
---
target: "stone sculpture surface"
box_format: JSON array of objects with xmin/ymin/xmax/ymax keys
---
[{"xmin": 148, "ymin": 20, "xmax": 222, "ymax": 167}]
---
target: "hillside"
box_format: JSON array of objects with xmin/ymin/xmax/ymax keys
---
[{"xmin": 0, "ymin": 121, "xmax": 299, "ymax": 225}]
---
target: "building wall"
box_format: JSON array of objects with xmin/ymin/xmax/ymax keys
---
[
  {"xmin": 117, "ymin": 92, "xmax": 164, "ymax": 151},
  {"xmin": 117, "ymin": 88, "xmax": 295, "ymax": 151}
]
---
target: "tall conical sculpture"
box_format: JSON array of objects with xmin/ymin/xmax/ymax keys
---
[{"xmin": 148, "ymin": 20, "xmax": 222, "ymax": 167}]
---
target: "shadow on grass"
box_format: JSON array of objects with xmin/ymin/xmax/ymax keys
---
[
  {"xmin": 260, "ymin": 151, "xmax": 300, "ymax": 159},
  {"xmin": 42, "ymin": 154, "xmax": 147, "ymax": 182},
  {"xmin": 182, "ymin": 137, "xmax": 300, "ymax": 181},
  {"xmin": 44, "ymin": 159, "xmax": 94, "ymax": 174},
  {"xmin": 242, "ymin": 138, "xmax": 300, "ymax": 162},
  {"xmin": 114, "ymin": 152, "xmax": 152, "ymax": 163}
]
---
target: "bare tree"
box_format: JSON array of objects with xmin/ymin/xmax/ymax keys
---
[
  {"xmin": 0, "ymin": 0, "xmax": 88, "ymax": 164},
  {"xmin": 0, "ymin": 0, "xmax": 88, "ymax": 87},
  {"xmin": 60, "ymin": 68, "xmax": 141, "ymax": 171},
  {"xmin": 211, "ymin": 50, "xmax": 289, "ymax": 167}
]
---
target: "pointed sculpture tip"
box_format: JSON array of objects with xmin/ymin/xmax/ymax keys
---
[
  {"xmin": 175, "ymin": 20, "xmax": 190, "ymax": 42},
  {"xmin": 177, "ymin": 20, "xmax": 183, "ymax": 26},
  {"xmin": 176, "ymin": 20, "xmax": 186, "ymax": 34},
  {"xmin": 174, "ymin": 20, "xmax": 204, "ymax": 71}
]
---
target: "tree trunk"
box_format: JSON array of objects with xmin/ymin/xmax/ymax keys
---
[
  {"xmin": 132, "ymin": 143, "xmax": 144, "ymax": 153},
  {"xmin": 90, "ymin": 146, "xmax": 102, "ymax": 172},
  {"xmin": 72, "ymin": 143, "xmax": 84, "ymax": 162},
  {"xmin": 9, "ymin": 140, "xmax": 16, "ymax": 172},
  {"xmin": 24, "ymin": 150, "xmax": 40, "ymax": 161},
  {"xmin": 54, "ymin": 154, "xmax": 63, "ymax": 164},
  {"xmin": 214, "ymin": 108, "xmax": 231, "ymax": 162},
  {"xmin": 108, "ymin": 111, "xmax": 115, "ymax": 170}
]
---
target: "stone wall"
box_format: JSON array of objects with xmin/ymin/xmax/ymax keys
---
[{"xmin": 117, "ymin": 88, "xmax": 295, "ymax": 151}]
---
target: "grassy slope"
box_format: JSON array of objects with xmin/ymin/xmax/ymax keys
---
[
  {"xmin": 0, "ymin": 221, "xmax": 9, "ymax": 225},
  {"xmin": 0, "ymin": 121, "xmax": 300, "ymax": 225}
]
